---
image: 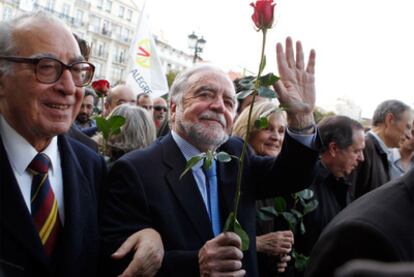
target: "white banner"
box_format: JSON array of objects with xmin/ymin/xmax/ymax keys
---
[{"xmin": 126, "ymin": 3, "xmax": 169, "ymax": 98}]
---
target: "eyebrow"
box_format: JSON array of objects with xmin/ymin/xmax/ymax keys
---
[{"xmin": 30, "ymin": 53, "xmax": 85, "ymax": 63}]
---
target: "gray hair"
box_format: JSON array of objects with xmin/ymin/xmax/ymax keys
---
[
  {"xmin": 107, "ymin": 104, "xmax": 156, "ymax": 152},
  {"xmin": 0, "ymin": 11, "xmax": 68, "ymax": 74},
  {"xmin": 372, "ymin": 100, "xmax": 411, "ymax": 126},
  {"xmin": 318, "ymin": 115, "xmax": 364, "ymax": 152},
  {"xmin": 168, "ymin": 64, "xmax": 237, "ymax": 111}
]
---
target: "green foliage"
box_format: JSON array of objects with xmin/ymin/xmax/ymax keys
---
[
  {"xmin": 256, "ymin": 188, "xmax": 319, "ymax": 271},
  {"xmin": 223, "ymin": 212, "xmax": 250, "ymax": 251},
  {"xmin": 255, "ymin": 117, "xmax": 269, "ymax": 129},
  {"xmin": 166, "ymin": 70, "xmax": 178, "ymax": 87},
  {"xmin": 95, "ymin": 115, "xmax": 126, "ymax": 140}
]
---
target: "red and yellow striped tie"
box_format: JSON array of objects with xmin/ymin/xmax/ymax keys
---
[{"xmin": 28, "ymin": 153, "xmax": 61, "ymax": 257}]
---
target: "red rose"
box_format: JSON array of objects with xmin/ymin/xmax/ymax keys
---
[
  {"xmin": 92, "ymin": 79, "xmax": 110, "ymax": 97},
  {"xmin": 250, "ymin": 0, "xmax": 276, "ymax": 30}
]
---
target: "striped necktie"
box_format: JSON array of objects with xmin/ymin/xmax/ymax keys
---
[{"xmin": 28, "ymin": 153, "xmax": 61, "ymax": 257}]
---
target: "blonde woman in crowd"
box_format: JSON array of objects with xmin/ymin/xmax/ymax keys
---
[{"xmin": 233, "ymin": 101, "xmax": 294, "ymax": 276}]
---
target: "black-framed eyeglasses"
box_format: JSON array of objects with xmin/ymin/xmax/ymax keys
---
[
  {"xmin": 0, "ymin": 56, "xmax": 95, "ymax": 87},
  {"xmin": 154, "ymin": 105, "xmax": 168, "ymax": 112}
]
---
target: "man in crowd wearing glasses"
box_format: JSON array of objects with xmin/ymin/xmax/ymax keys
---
[
  {"xmin": 152, "ymin": 97, "xmax": 170, "ymax": 137},
  {"xmin": 0, "ymin": 12, "xmax": 163, "ymax": 277}
]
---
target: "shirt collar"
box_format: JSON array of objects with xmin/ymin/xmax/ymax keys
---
[
  {"xmin": 171, "ymin": 130, "xmax": 204, "ymax": 170},
  {"xmin": 369, "ymin": 130, "xmax": 392, "ymax": 154},
  {"xmin": 0, "ymin": 114, "xmax": 59, "ymax": 175}
]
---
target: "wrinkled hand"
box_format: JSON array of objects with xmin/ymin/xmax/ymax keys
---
[
  {"xmin": 277, "ymin": 253, "xmax": 292, "ymax": 273},
  {"xmin": 274, "ymin": 36, "xmax": 316, "ymax": 128},
  {"xmin": 256, "ymin": 230, "xmax": 293, "ymax": 256},
  {"xmin": 198, "ymin": 232, "xmax": 246, "ymax": 277},
  {"xmin": 111, "ymin": 228, "xmax": 164, "ymax": 277}
]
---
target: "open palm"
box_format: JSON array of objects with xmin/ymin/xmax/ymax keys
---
[{"xmin": 274, "ymin": 37, "xmax": 316, "ymax": 115}]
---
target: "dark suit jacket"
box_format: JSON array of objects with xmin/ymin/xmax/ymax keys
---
[
  {"xmin": 100, "ymin": 133, "xmax": 319, "ymax": 276},
  {"xmin": 350, "ymin": 132, "xmax": 389, "ymax": 199},
  {"xmin": 0, "ymin": 135, "xmax": 106, "ymax": 277},
  {"xmin": 305, "ymin": 167, "xmax": 414, "ymax": 277}
]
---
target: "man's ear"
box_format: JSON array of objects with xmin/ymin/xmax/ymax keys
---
[
  {"xmin": 328, "ymin": 141, "xmax": 338, "ymax": 157},
  {"xmin": 385, "ymin": 112, "xmax": 395, "ymax": 126},
  {"xmin": 170, "ymin": 100, "xmax": 177, "ymax": 123}
]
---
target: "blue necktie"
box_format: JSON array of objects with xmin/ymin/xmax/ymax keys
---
[{"xmin": 204, "ymin": 160, "xmax": 221, "ymax": 236}]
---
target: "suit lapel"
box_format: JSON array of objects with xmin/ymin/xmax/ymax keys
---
[
  {"xmin": 0, "ymin": 137, "xmax": 49, "ymax": 268},
  {"xmin": 56, "ymin": 136, "xmax": 90, "ymax": 273},
  {"xmin": 217, "ymin": 157, "xmax": 237, "ymax": 224},
  {"xmin": 161, "ymin": 134, "xmax": 214, "ymax": 242}
]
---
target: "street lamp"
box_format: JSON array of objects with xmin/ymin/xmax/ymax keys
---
[{"xmin": 188, "ymin": 32, "xmax": 206, "ymax": 64}]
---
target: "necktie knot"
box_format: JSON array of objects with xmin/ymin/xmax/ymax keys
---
[
  {"xmin": 204, "ymin": 160, "xmax": 217, "ymax": 178},
  {"xmin": 29, "ymin": 153, "xmax": 50, "ymax": 175}
]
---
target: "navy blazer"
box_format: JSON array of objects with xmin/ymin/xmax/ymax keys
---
[
  {"xmin": 100, "ymin": 133, "xmax": 319, "ymax": 276},
  {"xmin": 305, "ymin": 167, "xmax": 414, "ymax": 277},
  {"xmin": 0, "ymin": 135, "xmax": 106, "ymax": 277}
]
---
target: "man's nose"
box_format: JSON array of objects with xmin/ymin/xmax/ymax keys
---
[{"xmin": 55, "ymin": 69, "xmax": 77, "ymax": 94}]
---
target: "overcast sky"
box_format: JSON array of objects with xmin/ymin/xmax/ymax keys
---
[{"xmin": 146, "ymin": 0, "xmax": 414, "ymax": 118}]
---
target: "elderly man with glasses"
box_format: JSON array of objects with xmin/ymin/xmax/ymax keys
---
[{"xmin": 0, "ymin": 12, "xmax": 163, "ymax": 277}]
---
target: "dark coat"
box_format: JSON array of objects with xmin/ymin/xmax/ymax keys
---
[
  {"xmin": 0, "ymin": 135, "xmax": 106, "ymax": 277},
  {"xmin": 99, "ymin": 133, "xmax": 320, "ymax": 276},
  {"xmin": 350, "ymin": 132, "xmax": 390, "ymax": 199},
  {"xmin": 305, "ymin": 167, "xmax": 414, "ymax": 277},
  {"xmin": 296, "ymin": 161, "xmax": 351, "ymax": 257}
]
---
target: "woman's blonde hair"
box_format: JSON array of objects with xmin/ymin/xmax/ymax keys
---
[{"xmin": 232, "ymin": 101, "xmax": 286, "ymax": 140}]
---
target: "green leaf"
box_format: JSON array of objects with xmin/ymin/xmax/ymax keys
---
[
  {"xmin": 274, "ymin": 197, "xmax": 287, "ymax": 213},
  {"xmin": 179, "ymin": 154, "xmax": 205, "ymax": 180},
  {"xmin": 234, "ymin": 219, "xmax": 250, "ymax": 251},
  {"xmin": 223, "ymin": 212, "xmax": 236, "ymax": 231},
  {"xmin": 203, "ymin": 150, "xmax": 214, "ymax": 171},
  {"xmin": 215, "ymin": 151, "xmax": 232, "ymax": 163},
  {"xmin": 223, "ymin": 212, "xmax": 250, "ymax": 251},
  {"xmin": 107, "ymin": 115, "xmax": 126, "ymax": 135},
  {"xmin": 282, "ymin": 212, "xmax": 297, "ymax": 230},
  {"xmin": 300, "ymin": 221, "xmax": 306, "ymax": 235},
  {"xmin": 290, "ymin": 208, "xmax": 303, "ymax": 219},
  {"xmin": 95, "ymin": 116, "xmax": 110, "ymax": 140},
  {"xmin": 303, "ymin": 199, "xmax": 319, "ymax": 215},
  {"xmin": 254, "ymin": 117, "xmax": 269, "ymax": 129},
  {"xmin": 258, "ymin": 206, "xmax": 279, "ymax": 218},
  {"xmin": 258, "ymin": 73, "xmax": 280, "ymax": 87},
  {"xmin": 257, "ymin": 87, "xmax": 277, "ymax": 98},
  {"xmin": 236, "ymin": 89, "xmax": 254, "ymax": 100},
  {"xmin": 297, "ymin": 189, "xmax": 314, "ymax": 200},
  {"xmin": 292, "ymin": 249, "xmax": 310, "ymax": 272}
]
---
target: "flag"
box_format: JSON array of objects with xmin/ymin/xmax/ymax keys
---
[{"xmin": 126, "ymin": 3, "xmax": 169, "ymax": 98}]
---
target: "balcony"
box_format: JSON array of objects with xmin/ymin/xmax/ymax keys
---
[{"xmin": 75, "ymin": 0, "xmax": 90, "ymax": 9}]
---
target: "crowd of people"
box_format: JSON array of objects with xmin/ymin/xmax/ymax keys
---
[{"xmin": 1, "ymin": 11, "xmax": 414, "ymax": 277}]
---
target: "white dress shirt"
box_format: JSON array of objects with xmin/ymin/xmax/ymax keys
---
[{"xmin": 0, "ymin": 115, "xmax": 65, "ymax": 223}]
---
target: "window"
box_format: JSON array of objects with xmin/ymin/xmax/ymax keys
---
[
  {"xmin": 118, "ymin": 6, "xmax": 124, "ymax": 18},
  {"xmin": 111, "ymin": 67, "xmax": 123, "ymax": 82},
  {"xmin": 46, "ymin": 0, "xmax": 55, "ymax": 10},
  {"xmin": 122, "ymin": 28, "xmax": 130, "ymax": 42},
  {"xmin": 112, "ymin": 23, "xmax": 121, "ymax": 40},
  {"xmin": 97, "ymin": 0, "xmax": 103, "ymax": 9},
  {"xmin": 102, "ymin": 20, "xmax": 110, "ymax": 35},
  {"xmin": 105, "ymin": 0, "xmax": 112, "ymax": 12},
  {"xmin": 91, "ymin": 16, "xmax": 101, "ymax": 33},
  {"xmin": 94, "ymin": 62, "xmax": 102, "ymax": 76},
  {"xmin": 75, "ymin": 10, "xmax": 83, "ymax": 25},
  {"xmin": 62, "ymin": 3, "xmax": 70, "ymax": 16},
  {"xmin": 126, "ymin": 9, "xmax": 132, "ymax": 21},
  {"xmin": 2, "ymin": 7, "xmax": 12, "ymax": 21}
]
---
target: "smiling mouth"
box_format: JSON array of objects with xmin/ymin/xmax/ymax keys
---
[{"xmin": 46, "ymin": 104, "xmax": 70, "ymax": 110}]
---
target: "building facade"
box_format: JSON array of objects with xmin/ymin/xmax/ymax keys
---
[{"xmin": 0, "ymin": 0, "xmax": 194, "ymax": 86}]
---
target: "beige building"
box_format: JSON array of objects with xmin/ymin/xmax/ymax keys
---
[{"xmin": 0, "ymin": 0, "xmax": 194, "ymax": 85}]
